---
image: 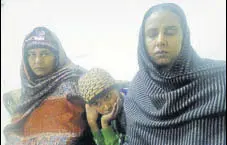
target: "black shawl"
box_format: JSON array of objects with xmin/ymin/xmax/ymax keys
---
[{"xmin": 124, "ymin": 3, "xmax": 226, "ymax": 145}]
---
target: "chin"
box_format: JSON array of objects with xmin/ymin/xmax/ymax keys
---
[
  {"xmin": 154, "ymin": 60, "xmax": 171, "ymax": 66},
  {"xmin": 34, "ymin": 71, "xmax": 52, "ymax": 77},
  {"xmin": 152, "ymin": 62, "xmax": 173, "ymax": 71},
  {"xmin": 34, "ymin": 73, "xmax": 46, "ymax": 77},
  {"xmin": 157, "ymin": 62, "xmax": 171, "ymax": 67},
  {"xmin": 34, "ymin": 74, "xmax": 44, "ymax": 77},
  {"xmin": 150, "ymin": 57, "xmax": 168, "ymax": 65}
]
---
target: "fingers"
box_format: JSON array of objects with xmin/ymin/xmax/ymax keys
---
[
  {"xmin": 120, "ymin": 92, "xmax": 125, "ymax": 97},
  {"xmin": 85, "ymin": 104, "xmax": 90, "ymax": 112},
  {"xmin": 85, "ymin": 104, "xmax": 95, "ymax": 113},
  {"xmin": 85, "ymin": 104, "xmax": 94, "ymax": 110},
  {"xmin": 111, "ymin": 102, "xmax": 117, "ymax": 115},
  {"xmin": 85, "ymin": 104, "xmax": 90, "ymax": 108},
  {"xmin": 109, "ymin": 101, "xmax": 119, "ymax": 119},
  {"xmin": 85, "ymin": 104, "xmax": 99, "ymax": 122},
  {"xmin": 114, "ymin": 97, "xmax": 120, "ymax": 113}
]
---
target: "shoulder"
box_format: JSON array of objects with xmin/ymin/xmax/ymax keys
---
[
  {"xmin": 3, "ymin": 89, "xmax": 21, "ymax": 116},
  {"xmin": 195, "ymin": 59, "xmax": 226, "ymax": 73},
  {"xmin": 71, "ymin": 64, "xmax": 87, "ymax": 75},
  {"xmin": 50, "ymin": 79, "xmax": 80, "ymax": 96},
  {"xmin": 49, "ymin": 65, "xmax": 86, "ymax": 97}
]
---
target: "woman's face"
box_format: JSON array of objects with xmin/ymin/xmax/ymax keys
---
[
  {"xmin": 91, "ymin": 89, "xmax": 119, "ymax": 115},
  {"xmin": 144, "ymin": 10, "xmax": 183, "ymax": 68},
  {"xmin": 27, "ymin": 48, "xmax": 56, "ymax": 77}
]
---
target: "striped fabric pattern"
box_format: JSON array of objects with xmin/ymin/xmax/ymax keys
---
[
  {"xmin": 124, "ymin": 69, "xmax": 226, "ymax": 145},
  {"xmin": 123, "ymin": 3, "xmax": 226, "ymax": 145}
]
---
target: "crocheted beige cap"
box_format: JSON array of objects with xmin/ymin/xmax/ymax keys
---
[{"xmin": 78, "ymin": 68, "xmax": 115, "ymax": 103}]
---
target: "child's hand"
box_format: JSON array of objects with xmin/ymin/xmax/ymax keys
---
[
  {"xmin": 85, "ymin": 104, "xmax": 99, "ymax": 132},
  {"xmin": 101, "ymin": 97, "xmax": 120, "ymax": 128}
]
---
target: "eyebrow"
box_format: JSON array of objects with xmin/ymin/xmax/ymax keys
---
[
  {"xmin": 165, "ymin": 26, "xmax": 178, "ymax": 29},
  {"xmin": 27, "ymin": 50, "xmax": 36, "ymax": 53},
  {"xmin": 39, "ymin": 49, "xmax": 51, "ymax": 53},
  {"xmin": 146, "ymin": 25, "xmax": 177, "ymax": 31},
  {"xmin": 28, "ymin": 49, "xmax": 50, "ymax": 53},
  {"xmin": 145, "ymin": 28, "xmax": 158, "ymax": 33},
  {"xmin": 147, "ymin": 27, "xmax": 158, "ymax": 31}
]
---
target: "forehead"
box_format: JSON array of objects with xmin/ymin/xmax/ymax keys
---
[
  {"xmin": 145, "ymin": 10, "xmax": 181, "ymax": 29},
  {"xmin": 92, "ymin": 89, "xmax": 116, "ymax": 102},
  {"xmin": 28, "ymin": 48, "xmax": 51, "ymax": 52}
]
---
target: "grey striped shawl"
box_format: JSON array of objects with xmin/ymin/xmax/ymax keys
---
[{"xmin": 123, "ymin": 3, "xmax": 226, "ymax": 145}]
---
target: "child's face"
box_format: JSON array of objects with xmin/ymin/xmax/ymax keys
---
[{"xmin": 91, "ymin": 89, "xmax": 119, "ymax": 115}]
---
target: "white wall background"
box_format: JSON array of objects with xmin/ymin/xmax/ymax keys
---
[{"xmin": 1, "ymin": 0, "xmax": 226, "ymax": 144}]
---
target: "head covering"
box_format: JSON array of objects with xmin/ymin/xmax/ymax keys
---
[
  {"xmin": 22, "ymin": 27, "xmax": 70, "ymax": 80},
  {"xmin": 78, "ymin": 68, "xmax": 118, "ymax": 104},
  {"xmin": 5, "ymin": 26, "xmax": 86, "ymax": 121},
  {"xmin": 124, "ymin": 3, "xmax": 226, "ymax": 145},
  {"xmin": 3, "ymin": 27, "xmax": 87, "ymax": 144},
  {"xmin": 78, "ymin": 68, "xmax": 128, "ymax": 138},
  {"xmin": 138, "ymin": 3, "xmax": 202, "ymax": 78}
]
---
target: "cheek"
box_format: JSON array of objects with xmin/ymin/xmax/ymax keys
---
[
  {"xmin": 94, "ymin": 106, "xmax": 101, "ymax": 113},
  {"xmin": 43, "ymin": 57, "xmax": 56, "ymax": 67},
  {"xmin": 96, "ymin": 102, "xmax": 114, "ymax": 114},
  {"xmin": 95, "ymin": 106, "xmax": 106, "ymax": 114},
  {"xmin": 167, "ymin": 36, "xmax": 182, "ymax": 54},
  {"xmin": 145, "ymin": 38, "xmax": 156, "ymax": 53},
  {"xmin": 110, "ymin": 95, "xmax": 118, "ymax": 104},
  {"xmin": 28, "ymin": 58, "xmax": 35, "ymax": 67}
]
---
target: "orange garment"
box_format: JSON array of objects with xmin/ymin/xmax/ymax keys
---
[{"xmin": 24, "ymin": 97, "xmax": 85, "ymax": 137}]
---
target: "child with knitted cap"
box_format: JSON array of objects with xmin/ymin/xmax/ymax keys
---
[{"xmin": 78, "ymin": 68, "xmax": 127, "ymax": 145}]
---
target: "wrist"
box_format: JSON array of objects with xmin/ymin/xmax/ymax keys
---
[
  {"xmin": 89, "ymin": 123, "xmax": 99, "ymax": 132},
  {"xmin": 88, "ymin": 120, "xmax": 97, "ymax": 127},
  {"xmin": 101, "ymin": 119, "xmax": 109, "ymax": 129}
]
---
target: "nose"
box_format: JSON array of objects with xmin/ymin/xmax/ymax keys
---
[
  {"xmin": 156, "ymin": 32, "xmax": 167, "ymax": 48},
  {"xmin": 103, "ymin": 105, "xmax": 108, "ymax": 110},
  {"xmin": 102, "ymin": 104, "xmax": 111, "ymax": 112},
  {"xmin": 34, "ymin": 55, "xmax": 42, "ymax": 64}
]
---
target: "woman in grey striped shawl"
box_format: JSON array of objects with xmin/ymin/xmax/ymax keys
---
[{"xmin": 123, "ymin": 3, "xmax": 226, "ymax": 145}]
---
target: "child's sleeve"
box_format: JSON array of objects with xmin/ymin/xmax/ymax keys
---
[
  {"xmin": 92, "ymin": 130, "xmax": 106, "ymax": 145},
  {"xmin": 101, "ymin": 126, "xmax": 119, "ymax": 145}
]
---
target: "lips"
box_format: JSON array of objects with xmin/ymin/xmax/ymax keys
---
[
  {"xmin": 154, "ymin": 50, "xmax": 168, "ymax": 57},
  {"xmin": 34, "ymin": 67, "xmax": 45, "ymax": 71}
]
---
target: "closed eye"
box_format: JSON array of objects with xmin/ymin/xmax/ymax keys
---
[
  {"xmin": 27, "ymin": 52, "xmax": 36, "ymax": 57},
  {"xmin": 165, "ymin": 26, "xmax": 178, "ymax": 36},
  {"xmin": 40, "ymin": 52, "xmax": 52, "ymax": 56},
  {"xmin": 92, "ymin": 101, "xmax": 101, "ymax": 107},
  {"xmin": 146, "ymin": 28, "xmax": 159, "ymax": 38},
  {"xmin": 40, "ymin": 50, "xmax": 53, "ymax": 56}
]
